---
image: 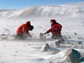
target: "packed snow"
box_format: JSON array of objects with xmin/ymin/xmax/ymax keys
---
[{"xmin": 0, "ymin": 2, "xmax": 84, "ymax": 63}]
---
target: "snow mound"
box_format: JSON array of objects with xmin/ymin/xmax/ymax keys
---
[{"xmin": 45, "ymin": 50, "xmax": 68, "ymax": 63}]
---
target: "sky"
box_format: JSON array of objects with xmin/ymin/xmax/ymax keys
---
[{"xmin": 0, "ymin": 0, "xmax": 84, "ymax": 9}]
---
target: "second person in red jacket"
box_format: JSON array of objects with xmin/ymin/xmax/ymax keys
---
[{"xmin": 44, "ymin": 19, "xmax": 63, "ymax": 39}]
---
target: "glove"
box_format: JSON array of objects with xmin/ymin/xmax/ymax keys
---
[{"xmin": 43, "ymin": 33, "xmax": 46, "ymax": 35}]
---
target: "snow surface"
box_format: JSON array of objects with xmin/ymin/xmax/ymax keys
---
[{"xmin": 0, "ymin": 2, "xmax": 84, "ymax": 63}]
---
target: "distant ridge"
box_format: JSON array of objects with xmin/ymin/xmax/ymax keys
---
[{"xmin": 0, "ymin": 2, "xmax": 84, "ymax": 19}]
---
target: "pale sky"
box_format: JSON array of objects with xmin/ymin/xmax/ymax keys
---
[{"xmin": 0, "ymin": 0, "xmax": 84, "ymax": 9}]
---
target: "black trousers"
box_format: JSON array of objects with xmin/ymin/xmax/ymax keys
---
[
  {"xmin": 51, "ymin": 35, "xmax": 64, "ymax": 43},
  {"xmin": 15, "ymin": 34, "xmax": 27, "ymax": 40},
  {"xmin": 51, "ymin": 35, "xmax": 63, "ymax": 39}
]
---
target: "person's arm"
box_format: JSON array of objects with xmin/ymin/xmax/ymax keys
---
[{"xmin": 44, "ymin": 28, "xmax": 52, "ymax": 35}]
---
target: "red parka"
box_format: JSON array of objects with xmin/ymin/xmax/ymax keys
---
[
  {"xmin": 16, "ymin": 21, "xmax": 32, "ymax": 35},
  {"xmin": 46, "ymin": 19, "xmax": 62, "ymax": 37}
]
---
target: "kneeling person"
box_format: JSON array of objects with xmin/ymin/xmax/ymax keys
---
[
  {"xmin": 16, "ymin": 21, "xmax": 34, "ymax": 40},
  {"xmin": 44, "ymin": 19, "xmax": 64, "ymax": 41}
]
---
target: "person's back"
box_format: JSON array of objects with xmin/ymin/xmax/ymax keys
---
[
  {"xmin": 16, "ymin": 24, "xmax": 24, "ymax": 34},
  {"xmin": 16, "ymin": 21, "xmax": 32, "ymax": 35},
  {"xmin": 50, "ymin": 23, "xmax": 62, "ymax": 37}
]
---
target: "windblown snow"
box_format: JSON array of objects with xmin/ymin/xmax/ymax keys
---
[{"xmin": 0, "ymin": 2, "xmax": 84, "ymax": 63}]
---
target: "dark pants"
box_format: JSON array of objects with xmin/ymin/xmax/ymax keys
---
[
  {"xmin": 51, "ymin": 35, "xmax": 63, "ymax": 39},
  {"xmin": 15, "ymin": 33, "xmax": 32, "ymax": 40},
  {"xmin": 15, "ymin": 34, "xmax": 27, "ymax": 40},
  {"xmin": 51, "ymin": 35, "xmax": 64, "ymax": 42}
]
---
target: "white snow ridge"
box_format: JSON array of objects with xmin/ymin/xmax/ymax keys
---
[
  {"xmin": 0, "ymin": 2, "xmax": 84, "ymax": 19},
  {"xmin": 0, "ymin": 2, "xmax": 84, "ymax": 63}
]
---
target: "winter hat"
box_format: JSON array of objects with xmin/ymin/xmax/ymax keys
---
[
  {"xmin": 50, "ymin": 19, "xmax": 57, "ymax": 24},
  {"xmin": 29, "ymin": 25, "xmax": 34, "ymax": 31}
]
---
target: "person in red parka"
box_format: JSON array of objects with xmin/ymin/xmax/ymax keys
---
[
  {"xmin": 16, "ymin": 21, "xmax": 34, "ymax": 40},
  {"xmin": 44, "ymin": 19, "xmax": 63, "ymax": 39}
]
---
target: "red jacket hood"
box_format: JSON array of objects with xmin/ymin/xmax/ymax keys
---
[
  {"xmin": 51, "ymin": 19, "xmax": 58, "ymax": 26},
  {"xmin": 25, "ymin": 21, "xmax": 31, "ymax": 26}
]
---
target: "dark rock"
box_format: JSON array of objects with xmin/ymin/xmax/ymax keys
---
[
  {"xmin": 74, "ymin": 33, "xmax": 77, "ymax": 35},
  {"xmin": 80, "ymin": 57, "xmax": 84, "ymax": 62},
  {"xmin": 77, "ymin": 41, "xmax": 82, "ymax": 45},
  {"xmin": 65, "ymin": 49, "xmax": 81, "ymax": 63},
  {"xmin": 42, "ymin": 43, "xmax": 50, "ymax": 51}
]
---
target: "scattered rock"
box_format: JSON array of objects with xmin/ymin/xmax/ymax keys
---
[
  {"xmin": 63, "ymin": 36, "xmax": 67, "ymax": 39},
  {"xmin": 65, "ymin": 49, "xmax": 81, "ymax": 63},
  {"xmin": 41, "ymin": 43, "xmax": 50, "ymax": 51},
  {"xmin": 49, "ymin": 62, "xmax": 54, "ymax": 63},
  {"xmin": 58, "ymin": 38, "xmax": 64, "ymax": 44},
  {"xmin": 77, "ymin": 41, "xmax": 82, "ymax": 45},
  {"xmin": 81, "ymin": 45, "xmax": 83, "ymax": 47},
  {"xmin": 78, "ymin": 37, "xmax": 83, "ymax": 40},
  {"xmin": 15, "ymin": 51, "xmax": 18, "ymax": 53},
  {"xmin": 74, "ymin": 33, "xmax": 77, "ymax": 35},
  {"xmin": 39, "ymin": 33, "xmax": 46, "ymax": 39},
  {"xmin": 80, "ymin": 57, "xmax": 84, "ymax": 62},
  {"xmin": 5, "ymin": 28, "xmax": 10, "ymax": 32},
  {"xmin": 0, "ymin": 34, "xmax": 9, "ymax": 40},
  {"xmin": 55, "ymin": 41, "xmax": 60, "ymax": 47}
]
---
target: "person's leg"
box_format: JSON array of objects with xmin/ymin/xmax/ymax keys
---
[
  {"xmin": 51, "ymin": 35, "xmax": 58, "ymax": 39},
  {"xmin": 58, "ymin": 35, "xmax": 65, "ymax": 43},
  {"xmin": 27, "ymin": 33, "xmax": 32, "ymax": 38},
  {"xmin": 20, "ymin": 33, "xmax": 32, "ymax": 40},
  {"xmin": 15, "ymin": 34, "xmax": 24, "ymax": 40},
  {"xmin": 51, "ymin": 35, "xmax": 64, "ymax": 41},
  {"xmin": 21, "ymin": 34, "xmax": 27, "ymax": 40}
]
